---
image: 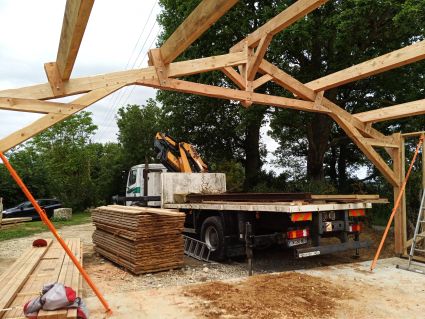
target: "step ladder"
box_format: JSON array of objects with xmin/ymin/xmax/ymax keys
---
[
  {"xmin": 183, "ymin": 235, "xmax": 211, "ymax": 262},
  {"xmin": 397, "ymin": 189, "xmax": 425, "ymax": 274}
]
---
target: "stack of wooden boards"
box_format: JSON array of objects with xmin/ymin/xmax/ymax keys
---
[
  {"xmin": 0, "ymin": 238, "xmax": 83, "ymax": 319},
  {"xmin": 1, "ymin": 217, "xmax": 32, "ymax": 229},
  {"xmin": 92, "ymin": 205, "xmax": 185, "ymax": 274}
]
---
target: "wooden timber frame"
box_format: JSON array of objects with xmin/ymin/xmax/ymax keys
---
[{"xmin": 0, "ymin": 0, "xmax": 424, "ymax": 254}]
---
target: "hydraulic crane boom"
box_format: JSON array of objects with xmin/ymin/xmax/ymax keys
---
[{"xmin": 154, "ymin": 132, "xmax": 208, "ymax": 173}]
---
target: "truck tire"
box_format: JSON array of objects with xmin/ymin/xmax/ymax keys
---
[{"xmin": 201, "ymin": 216, "xmax": 226, "ymax": 261}]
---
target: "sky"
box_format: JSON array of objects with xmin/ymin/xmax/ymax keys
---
[{"xmin": 0, "ymin": 0, "xmax": 280, "ymax": 170}]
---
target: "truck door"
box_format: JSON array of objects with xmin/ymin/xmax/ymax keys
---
[{"xmin": 126, "ymin": 168, "xmax": 141, "ymax": 206}]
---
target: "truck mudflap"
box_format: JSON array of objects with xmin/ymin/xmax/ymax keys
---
[{"xmin": 295, "ymin": 240, "xmax": 371, "ymax": 258}]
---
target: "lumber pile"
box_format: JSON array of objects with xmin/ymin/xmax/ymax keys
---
[
  {"xmin": 92, "ymin": 205, "xmax": 185, "ymax": 274},
  {"xmin": 0, "ymin": 238, "xmax": 83, "ymax": 319},
  {"xmin": 1, "ymin": 217, "xmax": 32, "ymax": 227}
]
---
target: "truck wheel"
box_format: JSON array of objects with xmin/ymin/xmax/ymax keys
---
[{"xmin": 201, "ymin": 216, "xmax": 226, "ymax": 261}]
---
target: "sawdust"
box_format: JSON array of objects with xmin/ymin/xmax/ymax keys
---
[{"xmin": 184, "ymin": 272, "xmax": 351, "ymax": 319}]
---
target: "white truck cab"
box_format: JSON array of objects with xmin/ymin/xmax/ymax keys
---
[{"xmin": 126, "ymin": 163, "xmax": 167, "ymax": 206}]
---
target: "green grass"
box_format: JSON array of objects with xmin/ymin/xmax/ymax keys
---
[{"xmin": 0, "ymin": 211, "xmax": 91, "ymax": 242}]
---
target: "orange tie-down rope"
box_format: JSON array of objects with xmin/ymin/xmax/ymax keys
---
[
  {"xmin": 0, "ymin": 152, "xmax": 112, "ymax": 315},
  {"xmin": 370, "ymin": 134, "xmax": 425, "ymax": 271}
]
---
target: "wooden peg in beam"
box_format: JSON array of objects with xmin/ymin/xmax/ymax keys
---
[
  {"xmin": 313, "ymin": 91, "xmax": 324, "ymax": 111},
  {"xmin": 44, "ymin": 62, "xmax": 64, "ymax": 96},
  {"xmin": 148, "ymin": 48, "xmax": 169, "ymax": 86}
]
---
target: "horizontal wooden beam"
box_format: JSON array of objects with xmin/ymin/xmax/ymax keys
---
[
  {"xmin": 354, "ymin": 98, "xmax": 425, "ymax": 123},
  {"xmin": 0, "ymin": 97, "xmax": 79, "ymax": 115},
  {"xmin": 137, "ymin": 78, "xmax": 325, "ymax": 113},
  {"xmin": 169, "ymin": 52, "xmax": 246, "ymax": 77},
  {"xmin": 231, "ymin": 0, "xmax": 328, "ymax": 52},
  {"xmin": 0, "ymin": 85, "xmax": 124, "ymax": 153},
  {"xmin": 56, "ymin": 0, "xmax": 95, "ymax": 80},
  {"xmin": 0, "ymin": 52, "xmax": 247, "ymax": 101},
  {"xmin": 160, "ymin": 0, "xmax": 238, "ymax": 64},
  {"xmin": 305, "ymin": 40, "xmax": 425, "ymax": 92},
  {"xmin": 358, "ymin": 137, "xmax": 399, "ymax": 148}
]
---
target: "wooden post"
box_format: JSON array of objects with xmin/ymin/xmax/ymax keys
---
[{"xmin": 391, "ymin": 133, "xmax": 406, "ymax": 255}]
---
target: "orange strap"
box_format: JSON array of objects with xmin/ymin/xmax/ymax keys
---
[
  {"xmin": 0, "ymin": 152, "xmax": 112, "ymax": 315},
  {"xmin": 370, "ymin": 134, "xmax": 424, "ymax": 271}
]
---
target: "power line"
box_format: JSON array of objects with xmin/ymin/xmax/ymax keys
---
[
  {"xmin": 98, "ymin": 22, "xmax": 159, "ymax": 142},
  {"xmin": 96, "ymin": 1, "xmax": 159, "ymax": 142}
]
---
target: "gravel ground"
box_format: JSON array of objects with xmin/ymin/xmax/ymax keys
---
[{"xmin": 0, "ymin": 222, "xmax": 395, "ymax": 296}]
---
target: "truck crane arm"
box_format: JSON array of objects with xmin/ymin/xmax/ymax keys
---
[{"xmin": 154, "ymin": 132, "xmax": 208, "ymax": 173}]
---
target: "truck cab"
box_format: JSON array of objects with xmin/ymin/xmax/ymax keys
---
[{"xmin": 125, "ymin": 164, "xmax": 167, "ymax": 206}]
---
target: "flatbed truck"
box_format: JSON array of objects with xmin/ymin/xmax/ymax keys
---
[{"xmin": 115, "ymin": 164, "xmax": 373, "ymax": 261}]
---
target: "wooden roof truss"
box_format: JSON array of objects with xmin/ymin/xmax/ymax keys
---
[{"xmin": 0, "ymin": 0, "xmax": 424, "ymax": 253}]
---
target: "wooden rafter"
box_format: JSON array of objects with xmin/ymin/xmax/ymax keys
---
[
  {"xmin": 257, "ymin": 59, "xmax": 398, "ymax": 185},
  {"xmin": 222, "ymin": 67, "xmax": 245, "ymax": 89},
  {"xmin": 137, "ymin": 78, "xmax": 324, "ymax": 113},
  {"xmin": 0, "ymin": 98, "xmax": 79, "ymax": 115},
  {"xmin": 0, "ymin": 52, "xmax": 246, "ymax": 101},
  {"xmin": 0, "ymin": 85, "xmax": 123, "ymax": 153},
  {"xmin": 160, "ymin": 0, "xmax": 238, "ymax": 64},
  {"xmin": 258, "ymin": 59, "xmax": 391, "ymax": 142},
  {"xmin": 246, "ymin": 34, "xmax": 273, "ymax": 81},
  {"xmin": 305, "ymin": 40, "xmax": 425, "ymax": 92},
  {"xmin": 354, "ymin": 98, "xmax": 425, "ymax": 123},
  {"xmin": 56, "ymin": 0, "xmax": 95, "ymax": 80},
  {"xmin": 332, "ymin": 115, "xmax": 398, "ymax": 186},
  {"xmin": 231, "ymin": 0, "xmax": 329, "ymax": 52}
]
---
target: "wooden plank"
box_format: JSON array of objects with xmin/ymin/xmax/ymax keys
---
[
  {"xmin": 310, "ymin": 194, "xmax": 380, "ymax": 200},
  {"xmin": 246, "ymin": 34, "xmax": 273, "ymax": 81},
  {"xmin": 333, "ymin": 115, "xmax": 398, "ymax": 186},
  {"xmin": 358, "ymin": 137, "xmax": 399, "ymax": 148},
  {"xmin": 56, "ymin": 0, "xmax": 95, "ymax": 80},
  {"xmin": 1, "ymin": 217, "xmax": 32, "ymax": 225},
  {"xmin": 252, "ymin": 74, "xmax": 273, "ymax": 89},
  {"xmin": 231, "ymin": 0, "xmax": 328, "ymax": 51},
  {"xmin": 160, "ymin": 0, "xmax": 238, "ymax": 64},
  {"xmin": 222, "ymin": 67, "xmax": 245, "ymax": 89},
  {"xmin": 259, "ymin": 59, "xmax": 392, "ymax": 143},
  {"xmin": 0, "ymin": 84, "xmax": 124, "ymax": 153},
  {"xmin": 305, "ymin": 40, "xmax": 425, "ymax": 92},
  {"xmin": 0, "ymin": 240, "xmax": 52, "ymax": 319},
  {"xmin": 0, "ymin": 97, "xmax": 79, "ymax": 115},
  {"xmin": 354, "ymin": 99, "xmax": 425, "ymax": 123},
  {"xmin": 0, "ymin": 52, "xmax": 245, "ymax": 101},
  {"xmin": 137, "ymin": 78, "xmax": 322, "ymax": 113},
  {"xmin": 44, "ymin": 62, "xmax": 64, "ymax": 96}
]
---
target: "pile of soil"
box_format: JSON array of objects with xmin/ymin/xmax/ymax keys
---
[{"xmin": 185, "ymin": 272, "xmax": 352, "ymax": 319}]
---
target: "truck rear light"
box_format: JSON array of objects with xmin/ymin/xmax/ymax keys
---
[
  {"xmin": 349, "ymin": 209, "xmax": 365, "ymax": 217},
  {"xmin": 290, "ymin": 212, "xmax": 312, "ymax": 222},
  {"xmin": 287, "ymin": 229, "xmax": 309, "ymax": 239},
  {"xmin": 349, "ymin": 224, "xmax": 361, "ymax": 232}
]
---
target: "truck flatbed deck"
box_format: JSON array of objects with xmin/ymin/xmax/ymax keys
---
[{"xmin": 164, "ymin": 201, "xmax": 372, "ymax": 213}]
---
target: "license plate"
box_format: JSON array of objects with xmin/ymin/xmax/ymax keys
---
[
  {"xmin": 287, "ymin": 237, "xmax": 307, "ymax": 247},
  {"xmin": 299, "ymin": 250, "xmax": 320, "ymax": 258}
]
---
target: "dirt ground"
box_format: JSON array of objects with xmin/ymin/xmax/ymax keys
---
[{"xmin": 1, "ymin": 222, "xmax": 423, "ymax": 319}]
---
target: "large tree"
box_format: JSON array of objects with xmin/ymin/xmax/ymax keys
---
[
  {"xmin": 270, "ymin": 0, "xmax": 425, "ymax": 185},
  {"xmin": 157, "ymin": 0, "xmax": 278, "ymax": 190}
]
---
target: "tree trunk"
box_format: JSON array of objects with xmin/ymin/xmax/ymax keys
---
[
  {"xmin": 306, "ymin": 113, "xmax": 332, "ymax": 181},
  {"xmin": 243, "ymin": 109, "xmax": 264, "ymax": 190}
]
